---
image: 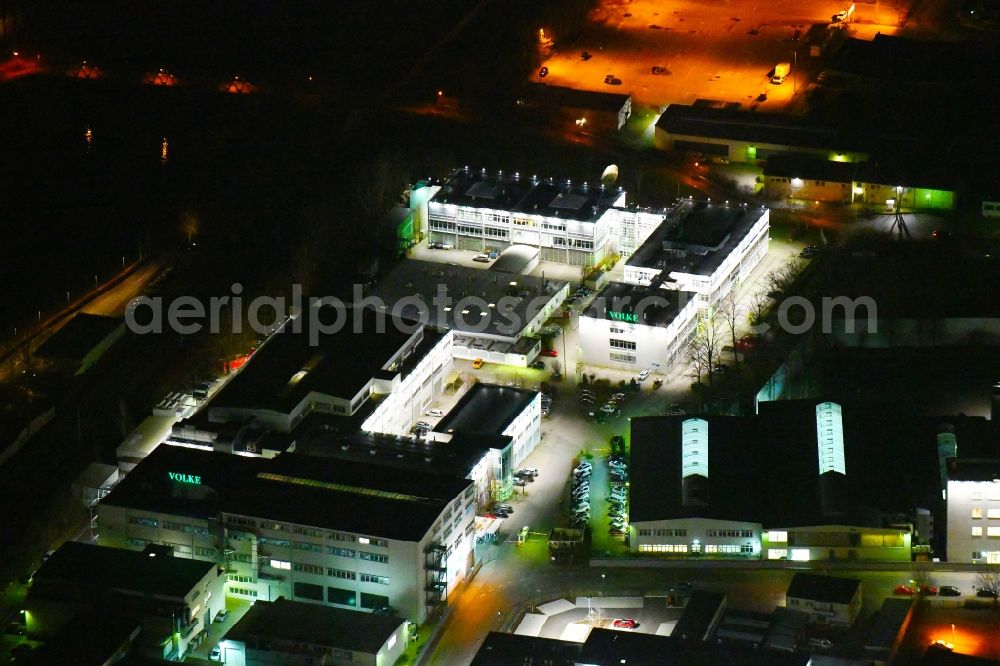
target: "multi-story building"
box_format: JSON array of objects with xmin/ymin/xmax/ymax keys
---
[
  {"xmin": 623, "ymin": 199, "xmax": 770, "ymax": 311},
  {"xmin": 432, "ymin": 383, "xmax": 542, "ymax": 499},
  {"xmin": 946, "ymin": 458, "xmax": 1000, "ymax": 564},
  {"xmin": 25, "ymin": 541, "xmax": 225, "ymax": 661},
  {"xmin": 96, "ymin": 444, "xmax": 475, "ymax": 624},
  {"xmin": 423, "ymin": 167, "xmax": 668, "ymax": 266},
  {"xmin": 578, "ymin": 282, "xmax": 699, "ymax": 372}
]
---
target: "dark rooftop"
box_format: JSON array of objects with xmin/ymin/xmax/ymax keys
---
[
  {"xmin": 786, "ymin": 573, "xmax": 861, "ymax": 605},
  {"xmin": 34, "ymin": 313, "xmax": 123, "ymax": 361},
  {"xmin": 33, "ymin": 541, "xmax": 215, "ymax": 599},
  {"xmin": 30, "ymin": 611, "xmax": 140, "ymax": 665},
  {"xmin": 529, "ymin": 82, "xmax": 630, "ymax": 113},
  {"xmin": 368, "ymin": 259, "xmax": 567, "ymax": 340},
  {"xmin": 855, "ymin": 158, "xmax": 958, "ymax": 191},
  {"xmin": 210, "ymin": 306, "xmax": 418, "ymax": 414},
  {"xmin": 764, "ymin": 154, "xmax": 859, "ymax": 183},
  {"xmin": 921, "ymin": 645, "xmax": 1000, "ymax": 665},
  {"xmin": 434, "ymin": 383, "xmax": 537, "ymax": 436},
  {"xmin": 629, "ymin": 400, "xmax": 940, "ymax": 526},
  {"xmin": 656, "ymin": 104, "xmax": 862, "ymax": 153},
  {"xmin": 429, "ymin": 166, "xmax": 624, "ymax": 223},
  {"xmin": 948, "ymin": 458, "xmax": 1000, "ymax": 483},
  {"xmin": 471, "ymin": 632, "xmax": 582, "ymax": 666},
  {"xmin": 625, "ymin": 200, "xmax": 769, "ymax": 278},
  {"xmin": 100, "ymin": 444, "xmax": 472, "ymax": 541},
  {"xmin": 577, "ymin": 628, "xmax": 810, "ymax": 666},
  {"xmin": 672, "ymin": 591, "xmax": 726, "ymax": 642},
  {"xmin": 827, "ymin": 34, "xmax": 999, "ymax": 84},
  {"xmin": 582, "ymin": 282, "xmax": 698, "ymax": 329},
  {"xmin": 224, "ymin": 598, "xmax": 403, "ymax": 654}
]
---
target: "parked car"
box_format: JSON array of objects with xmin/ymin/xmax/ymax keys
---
[
  {"xmin": 472, "ymin": 358, "xmax": 484, "ymax": 369},
  {"xmin": 919, "ymin": 585, "xmax": 938, "ymax": 595},
  {"xmin": 575, "ymin": 461, "xmax": 593, "ymax": 470},
  {"xmin": 736, "ymin": 335, "xmax": 757, "ymax": 352},
  {"xmin": 800, "ymin": 245, "xmax": 819, "ymax": 258},
  {"xmin": 893, "ymin": 585, "xmax": 915, "ymax": 595},
  {"xmin": 426, "ymin": 409, "xmax": 444, "ymax": 417},
  {"xmin": 5, "ymin": 622, "xmax": 24, "ymax": 636},
  {"xmin": 651, "ymin": 66, "xmax": 666, "ymax": 75},
  {"xmin": 976, "ymin": 588, "xmax": 998, "ymax": 598},
  {"xmin": 638, "ymin": 369, "xmax": 650, "ymax": 381},
  {"xmin": 489, "ymin": 249, "xmax": 499, "ymax": 259},
  {"xmin": 529, "ymin": 361, "xmax": 545, "ymax": 370},
  {"xmin": 541, "ymin": 348, "xmax": 558, "ymax": 357},
  {"xmin": 514, "ymin": 478, "xmax": 527, "ymax": 487},
  {"xmin": 473, "ymin": 253, "xmax": 491, "ymax": 263},
  {"xmin": 600, "ymin": 403, "xmax": 617, "ymax": 414},
  {"xmin": 497, "ymin": 503, "xmax": 514, "ymax": 513},
  {"xmin": 210, "ymin": 645, "xmax": 222, "ymax": 661},
  {"xmin": 612, "ymin": 618, "xmax": 639, "ymax": 629},
  {"xmin": 215, "ymin": 609, "xmax": 230, "ymax": 623},
  {"xmin": 520, "ymin": 468, "xmax": 539, "ymax": 477},
  {"xmin": 939, "ymin": 585, "xmax": 961, "ymax": 597},
  {"xmin": 831, "ymin": 9, "xmax": 848, "ymax": 22}
]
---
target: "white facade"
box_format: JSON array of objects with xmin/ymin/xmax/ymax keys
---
[
  {"xmin": 98, "ymin": 487, "xmax": 476, "ymax": 625},
  {"xmin": 362, "ymin": 332, "xmax": 454, "ymax": 435},
  {"xmin": 625, "ymin": 208, "xmax": 770, "ymax": 310},
  {"xmin": 506, "ymin": 392, "xmax": 543, "ymax": 469},
  {"xmin": 578, "ymin": 294, "xmax": 699, "ymax": 371},
  {"xmin": 947, "ymin": 478, "xmax": 1000, "ymax": 564},
  {"xmin": 631, "ymin": 517, "xmax": 762, "ymax": 557},
  {"xmin": 604, "ymin": 207, "xmax": 668, "ymax": 258}
]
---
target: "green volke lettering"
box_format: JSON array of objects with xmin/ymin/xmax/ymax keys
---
[
  {"xmin": 608, "ymin": 311, "xmax": 638, "ymax": 323},
  {"xmin": 168, "ymin": 472, "xmax": 202, "ymax": 485}
]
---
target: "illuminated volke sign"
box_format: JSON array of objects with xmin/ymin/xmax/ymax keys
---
[
  {"xmin": 607, "ymin": 310, "xmax": 638, "ymax": 323},
  {"xmin": 168, "ymin": 472, "xmax": 202, "ymax": 485}
]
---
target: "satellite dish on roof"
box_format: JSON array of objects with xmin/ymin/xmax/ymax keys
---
[{"xmin": 601, "ymin": 164, "xmax": 619, "ymax": 186}]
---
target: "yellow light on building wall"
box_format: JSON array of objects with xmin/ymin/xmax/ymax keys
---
[{"xmin": 791, "ymin": 178, "xmax": 803, "ymax": 187}]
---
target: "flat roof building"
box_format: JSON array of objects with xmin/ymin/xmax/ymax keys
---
[
  {"xmin": 221, "ymin": 597, "xmax": 408, "ymax": 666},
  {"xmin": 785, "ymin": 573, "xmax": 863, "ymax": 626},
  {"xmin": 96, "ymin": 444, "xmax": 476, "ymax": 623},
  {"xmin": 433, "ymin": 383, "xmax": 541, "ymax": 499},
  {"xmin": 628, "ymin": 400, "xmax": 933, "ymax": 560},
  {"xmin": 578, "ymin": 281, "xmax": 699, "ymax": 372},
  {"xmin": 365, "ymin": 258, "xmax": 568, "ymax": 356},
  {"xmin": 623, "ymin": 199, "xmax": 770, "ymax": 310},
  {"xmin": 946, "ymin": 458, "xmax": 1000, "ymax": 564},
  {"xmin": 26, "ymin": 541, "xmax": 225, "ymax": 661},
  {"xmin": 425, "ymin": 167, "xmax": 666, "ymax": 266}
]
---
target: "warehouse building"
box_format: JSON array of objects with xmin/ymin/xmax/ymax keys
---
[
  {"xmin": 96, "ymin": 444, "xmax": 475, "ymax": 624},
  {"xmin": 25, "ymin": 541, "xmax": 225, "ymax": 661},
  {"xmin": 628, "ymin": 400, "xmax": 934, "ymax": 560}
]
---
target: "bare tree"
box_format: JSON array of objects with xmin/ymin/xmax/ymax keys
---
[
  {"xmin": 686, "ymin": 310, "xmax": 725, "ymax": 387},
  {"xmin": 718, "ymin": 292, "xmax": 741, "ymax": 367},
  {"xmin": 976, "ymin": 568, "xmax": 1000, "ymax": 605},
  {"xmin": 747, "ymin": 288, "xmax": 770, "ymax": 330}
]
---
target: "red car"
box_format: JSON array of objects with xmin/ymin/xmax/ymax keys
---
[
  {"xmin": 736, "ymin": 335, "xmax": 757, "ymax": 352},
  {"xmin": 919, "ymin": 585, "xmax": 938, "ymax": 595},
  {"xmin": 540, "ymin": 349, "xmax": 558, "ymax": 357},
  {"xmin": 613, "ymin": 618, "xmax": 638, "ymax": 629},
  {"xmin": 894, "ymin": 585, "xmax": 915, "ymax": 595}
]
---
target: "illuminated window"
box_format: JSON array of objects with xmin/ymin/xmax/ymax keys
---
[
  {"xmin": 988, "ymin": 527, "xmax": 1000, "ymax": 537},
  {"xmin": 270, "ymin": 559, "xmax": 291, "ymax": 570},
  {"xmin": 768, "ymin": 530, "xmax": 788, "ymax": 543},
  {"xmin": 387, "ymin": 634, "xmax": 397, "ymax": 650},
  {"xmin": 972, "ymin": 508, "xmax": 983, "ymax": 519},
  {"xmin": 790, "ymin": 549, "xmax": 810, "ymax": 562},
  {"xmin": 972, "ymin": 526, "xmax": 983, "ymax": 537},
  {"xmin": 768, "ymin": 548, "xmax": 788, "ymax": 560},
  {"xmin": 682, "ymin": 418, "xmax": 709, "ymax": 478},
  {"xmin": 988, "ymin": 509, "xmax": 1000, "ymax": 519}
]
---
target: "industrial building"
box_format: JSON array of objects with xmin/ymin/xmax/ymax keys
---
[
  {"xmin": 25, "ymin": 541, "xmax": 225, "ymax": 662},
  {"xmin": 365, "ymin": 258, "xmax": 569, "ymax": 366},
  {"xmin": 96, "ymin": 444, "xmax": 476, "ymax": 624},
  {"xmin": 784, "ymin": 573, "xmax": 863, "ymax": 626},
  {"xmin": 219, "ymin": 597, "xmax": 408, "ymax": 666},
  {"xmin": 627, "ymin": 400, "xmax": 935, "ymax": 560},
  {"xmin": 420, "ymin": 166, "xmax": 669, "ymax": 266}
]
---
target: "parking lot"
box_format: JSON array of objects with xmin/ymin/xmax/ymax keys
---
[{"xmin": 538, "ymin": 0, "xmax": 906, "ymax": 107}]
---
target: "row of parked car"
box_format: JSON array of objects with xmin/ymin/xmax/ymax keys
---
[
  {"xmin": 570, "ymin": 461, "xmax": 593, "ymax": 527},
  {"xmin": 514, "ymin": 467, "xmax": 538, "ymax": 487},
  {"xmin": 608, "ymin": 453, "xmax": 629, "ymax": 536}
]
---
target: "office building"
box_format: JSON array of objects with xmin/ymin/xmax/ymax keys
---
[
  {"xmin": 96, "ymin": 444, "xmax": 475, "ymax": 624},
  {"xmin": 623, "ymin": 199, "xmax": 770, "ymax": 310},
  {"xmin": 784, "ymin": 573, "xmax": 862, "ymax": 626},
  {"xmin": 423, "ymin": 167, "xmax": 668, "ymax": 266},
  {"xmin": 578, "ymin": 282, "xmax": 699, "ymax": 372},
  {"xmin": 946, "ymin": 458, "xmax": 1000, "ymax": 564}
]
